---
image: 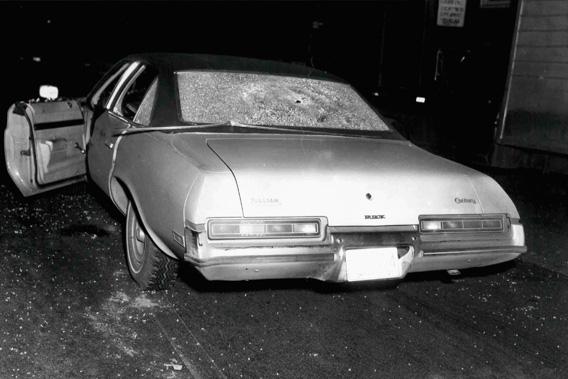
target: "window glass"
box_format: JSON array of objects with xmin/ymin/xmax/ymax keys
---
[
  {"xmin": 133, "ymin": 79, "xmax": 158, "ymax": 125},
  {"xmin": 114, "ymin": 65, "xmax": 158, "ymax": 121},
  {"xmin": 91, "ymin": 63, "xmax": 129, "ymax": 108},
  {"xmin": 176, "ymin": 71, "xmax": 390, "ymax": 131}
]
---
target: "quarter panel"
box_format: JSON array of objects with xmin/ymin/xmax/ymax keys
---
[
  {"xmin": 468, "ymin": 173, "xmax": 520, "ymax": 219},
  {"xmin": 112, "ymin": 133, "xmax": 242, "ymax": 257}
]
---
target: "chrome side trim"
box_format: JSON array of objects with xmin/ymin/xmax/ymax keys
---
[
  {"xmin": 185, "ymin": 220, "xmax": 206, "ymax": 232},
  {"xmin": 419, "ymin": 213, "xmax": 506, "ymax": 219},
  {"xmin": 423, "ymin": 246, "xmax": 527, "ymax": 256},
  {"xmin": 329, "ymin": 225, "xmax": 418, "ymax": 233},
  {"xmin": 107, "ymin": 62, "xmax": 141, "ymax": 107},
  {"xmin": 186, "ymin": 253, "xmax": 335, "ymax": 267}
]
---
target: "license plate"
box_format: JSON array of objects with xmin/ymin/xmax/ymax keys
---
[{"xmin": 345, "ymin": 247, "xmax": 404, "ymax": 281}]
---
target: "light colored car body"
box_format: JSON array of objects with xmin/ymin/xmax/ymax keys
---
[{"xmin": 4, "ymin": 54, "xmax": 526, "ymax": 286}]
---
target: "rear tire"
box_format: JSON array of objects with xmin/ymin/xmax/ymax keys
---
[{"xmin": 125, "ymin": 202, "xmax": 178, "ymax": 290}]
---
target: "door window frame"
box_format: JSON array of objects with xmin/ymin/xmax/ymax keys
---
[
  {"xmin": 106, "ymin": 62, "xmax": 142, "ymax": 110},
  {"xmin": 89, "ymin": 62, "xmax": 130, "ymax": 109},
  {"xmin": 108, "ymin": 63, "xmax": 158, "ymax": 125}
]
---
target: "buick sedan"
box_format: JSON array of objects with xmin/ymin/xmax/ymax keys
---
[{"xmin": 4, "ymin": 53, "xmax": 526, "ymax": 289}]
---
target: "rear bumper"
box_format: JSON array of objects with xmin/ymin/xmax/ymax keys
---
[
  {"xmin": 408, "ymin": 247, "xmax": 526, "ymax": 273},
  {"xmin": 186, "ymin": 223, "xmax": 526, "ymax": 282},
  {"xmin": 190, "ymin": 246, "xmax": 525, "ymax": 282}
]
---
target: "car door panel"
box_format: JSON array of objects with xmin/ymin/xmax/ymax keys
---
[
  {"xmin": 87, "ymin": 112, "xmax": 129, "ymax": 195},
  {"xmin": 86, "ymin": 61, "xmax": 144, "ymax": 196},
  {"xmin": 5, "ymin": 100, "xmax": 87, "ymax": 196}
]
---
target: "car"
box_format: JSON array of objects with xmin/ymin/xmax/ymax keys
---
[{"xmin": 4, "ymin": 53, "xmax": 526, "ymax": 290}]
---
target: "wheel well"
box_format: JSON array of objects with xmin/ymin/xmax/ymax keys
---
[
  {"xmin": 110, "ymin": 177, "xmax": 129, "ymax": 215},
  {"xmin": 110, "ymin": 176, "xmax": 179, "ymax": 260}
]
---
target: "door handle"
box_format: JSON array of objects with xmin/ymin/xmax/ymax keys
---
[
  {"xmin": 74, "ymin": 142, "xmax": 86, "ymax": 154},
  {"xmin": 104, "ymin": 141, "xmax": 114, "ymax": 149}
]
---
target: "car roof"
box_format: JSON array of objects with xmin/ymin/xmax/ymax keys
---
[
  {"xmin": 126, "ymin": 53, "xmax": 343, "ymax": 82},
  {"xmin": 114, "ymin": 53, "xmax": 346, "ymax": 126}
]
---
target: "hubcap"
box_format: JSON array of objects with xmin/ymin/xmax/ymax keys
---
[
  {"xmin": 128, "ymin": 208, "xmax": 146, "ymax": 274},
  {"xmin": 135, "ymin": 225, "xmax": 145, "ymax": 242}
]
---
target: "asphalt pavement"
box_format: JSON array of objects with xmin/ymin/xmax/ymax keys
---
[{"xmin": 0, "ymin": 168, "xmax": 566, "ymax": 378}]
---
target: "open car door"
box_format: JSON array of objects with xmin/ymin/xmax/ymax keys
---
[{"xmin": 4, "ymin": 100, "xmax": 87, "ymax": 196}]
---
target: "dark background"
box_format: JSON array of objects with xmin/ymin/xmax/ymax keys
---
[{"xmin": 0, "ymin": 0, "xmax": 519, "ymax": 170}]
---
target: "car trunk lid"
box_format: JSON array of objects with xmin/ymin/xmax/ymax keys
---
[{"xmin": 206, "ymin": 135, "xmax": 485, "ymax": 226}]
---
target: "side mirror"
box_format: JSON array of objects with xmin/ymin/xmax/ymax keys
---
[{"xmin": 39, "ymin": 85, "xmax": 59, "ymax": 100}]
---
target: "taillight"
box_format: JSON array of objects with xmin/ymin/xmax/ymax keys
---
[
  {"xmin": 208, "ymin": 219, "xmax": 320, "ymax": 240},
  {"xmin": 420, "ymin": 216, "xmax": 504, "ymax": 233}
]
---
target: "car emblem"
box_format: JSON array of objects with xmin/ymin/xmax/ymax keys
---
[
  {"xmin": 455, "ymin": 197, "xmax": 477, "ymax": 204},
  {"xmin": 250, "ymin": 197, "xmax": 281, "ymax": 205},
  {"xmin": 365, "ymin": 215, "xmax": 385, "ymax": 220}
]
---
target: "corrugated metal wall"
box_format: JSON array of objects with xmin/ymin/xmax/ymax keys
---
[{"xmin": 498, "ymin": 0, "xmax": 568, "ymax": 155}]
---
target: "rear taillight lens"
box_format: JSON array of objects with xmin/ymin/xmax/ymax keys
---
[
  {"xmin": 208, "ymin": 219, "xmax": 320, "ymax": 240},
  {"xmin": 420, "ymin": 216, "xmax": 504, "ymax": 233}
]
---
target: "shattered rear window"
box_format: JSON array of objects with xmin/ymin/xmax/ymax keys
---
[{"xmin": 176, "ymin": 71, "xmax": 389, "ymax": 131}]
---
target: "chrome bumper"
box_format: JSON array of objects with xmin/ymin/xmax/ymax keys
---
[{"xmin": 185, "ymin": 223, "xmax": 526, "ymax": 282}]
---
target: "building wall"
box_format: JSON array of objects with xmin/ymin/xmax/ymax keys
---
[{"xmin": 498, "ymin": 0, "xmax": 568, "ymax": 157}]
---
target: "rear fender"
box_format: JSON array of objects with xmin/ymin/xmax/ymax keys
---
[{"xmin": 111, "ymin": 176, "xmax": 179, "ymax": 260}]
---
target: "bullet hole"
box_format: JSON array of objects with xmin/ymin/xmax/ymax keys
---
[{"xmin": 366, "ymin": 193, "xmax": 372, "ymax": 200}]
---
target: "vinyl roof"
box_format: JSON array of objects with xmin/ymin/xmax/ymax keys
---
[{"xmin": 124, "ymin": 53, "xmax": 344, "ymax": 82}]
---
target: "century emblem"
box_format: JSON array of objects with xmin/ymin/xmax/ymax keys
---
[{"xmin": 455, "ymin": 197, "xmax": 477, "ymax": 204}]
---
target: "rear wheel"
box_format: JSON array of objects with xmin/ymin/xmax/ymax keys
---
[{"xmin": 125, "ymin": 202, "xmax": 178, "ymax": 290}]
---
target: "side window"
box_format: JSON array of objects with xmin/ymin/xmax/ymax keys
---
[
  {"xmin": 133, "ymin": 79, "xmax": 158, "ymax": 125},
  {"xmin": 113, "ymin": 65, "xmax": 158, "ymax": 121},
  {"xmin": 90, "ymin": 63, "xmax": 129, "ymax": 108}
]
